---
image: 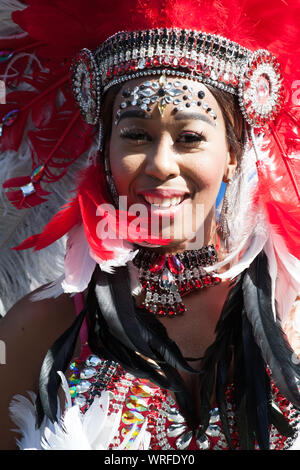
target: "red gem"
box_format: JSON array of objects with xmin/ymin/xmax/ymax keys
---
[
  {"xmin": 167, "ymin": 255, "xmax": 184, "ymax": 275},
  {"xmin": 106, "ymin": 67, "xmax": 112, "ymax": 78},
  {"xmin": 118, "ymin": 63, "xmax": 125, "ymax": 75},
  {"xmin": 113, "ymin": 65, "xmax": 118, "ymax": 76},
  {"xmin": 203, "ymin": 67, "xmax": 211, "ymax": 77},
  {"xmin": 168, "ymin": 309, "xmax": 175, "ymax": 316},
  {"xmin": 130, "ymin": 59, "xmax": 137, "ymax": 71},
  {"xmin": 153, "ymin": 56, "xmax": 161, "ymax": 67},
  {"xmin": 158, "ymin": 308, "xmax": 165, "ymax": 316},
  {"xmin": 187, "ymin": 280, "xmax": 195, "ymax": 289},
  {"xmin": 231, "ymin": 74, "xmax": 238, "ymax": 86},
  {"xmin": 178, "ymin": 304, "xmax": 185, "ymax": 313},
  {"xmin": 188, "ymin": 59, "xmax": 196, "ymax": 70},
  {"xmin": 203, "ymin": 276, "xmax": 212, "ymax": 286},
  {"xmin": 150, "ymin": 254, "xmax": 166, "ymax": 273},
  {"xmin": 195, "ymin": 279, "xmax": 203, "ymax": 288},
  {"xmin": 172, "ymin": 57, "xmax": 179, "ymax": 68},
  {"xmin": 180, "ymin": 285, "xmax": 186, "ymax": 293},
  {"xmin": 145, "ymin": 58, "xmax": 152, "ymax": 68},
  {"xmin": 162, "ymin": 56, "xmax": 171, "ymax": 67},
  {"xmin": 179, "ymin": 57, "xmax": 188, "ymax": 68},
  {"xmin": 124, "ymin": 61, "xmax": 131, "ymax": 73},
  {"xmin": 196, "ymin": 63, "xmax": 203, "ymax": 74},
  {"xmin": 213, "ymin": 276, "xmax": 221, "ymax": 284}
]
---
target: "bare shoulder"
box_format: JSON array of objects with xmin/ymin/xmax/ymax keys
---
[{"xmin": 0, "ymin": 285, "xmax": 77, "ymax": 450}]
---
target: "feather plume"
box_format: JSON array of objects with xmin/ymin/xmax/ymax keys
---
[
  {"xmin": 199, "ymin": 275, "xmax": 244, "ymax": 438},
  {"xmin": 61, "ymin": 223, "xmax": 96, "ymax": 294},
  {"xmin": 242, "ymin": 311, "xmax": 270, "ymax": 450},
  {"xmin": 10, "ymin": 388, "xmax": 150, "ymax": 450},
  {"xmin": 242, "ymin": 251, "xmax": 300, "ymax": 408},
  {"xmin": 0, "ymin": 0, "xmax": 26, "ymax": 37},
  {"xmin": 93, "ymin": 265, "xmax": 197, "ymax": 373},
  {"xmin": 36, "ymin": 308, "xmax": 86, "ymax": 424}
]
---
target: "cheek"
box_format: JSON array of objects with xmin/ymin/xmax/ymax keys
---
[
  {"xmin": 192, "ymin": 146, "xmax": 227, "ymax": 192},
  {"xmin": 109, "ymin": 140, "xmax": 141, "ymax": 195}
]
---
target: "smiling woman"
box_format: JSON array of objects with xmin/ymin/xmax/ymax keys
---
[
  {"xmin": 0, "ymin": 0, "xmax": 300, "ymax": 452},
  {"xmin": 109, "ymin": 77, "xmax": 236, "ymax": 248}
]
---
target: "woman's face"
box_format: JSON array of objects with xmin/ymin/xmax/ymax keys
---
[{"xmin": 109, "ymin": 76, "xmax": 236, "ymax": 251}]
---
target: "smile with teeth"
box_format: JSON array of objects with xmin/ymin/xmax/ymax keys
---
[{"xmin": 144, "ymin": 195, "xmax": 186, "ymax": 208}]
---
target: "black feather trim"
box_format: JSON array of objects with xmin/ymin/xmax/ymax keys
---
[
  {"xmin": 242, "ymin": 310, "xmax": 270, "ymax": 450},
  {"xmin": 215, "ymin": 348, "xmax": 234, "ymax": 449},
  {"xmin": 93, "ymin": 265, "xmax": 155, "ymax": 358},
  {"xmin": 134, "ymin": 307, "xmax": 199, "ymax": 374},
  {"xmin": 242, "ymin": 250, "xmax": 300, "ymax": 408},
  {"xmin": 268, "ymin": 402, "xmax": 296, "ymax": 438},
  {"xmin": 36, "ymin": 307, "xmax": 86, "ymax": 426},
  {"xmin": 199, "ymin": 275, "xmax": 244, "ymax": 435}
]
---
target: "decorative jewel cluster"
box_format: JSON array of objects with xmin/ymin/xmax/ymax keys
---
[
  {"xmin": 68, "ymin": 355, "xmax": 120, "ymax": 410},
  {"xmin": 133, "ymin": 245, "xmax": 221, "ymax": 317},
  {"xmin": 238, "ymin": 49, "xmax": 284, "ymax": 127},
  {"xmin": 67, "ymin": 354, "xmax": 300, "ymax": 450},
  {"xmin": 96, "ymin": 28, "xmax": 251, "ymax": 95},
  {"xmin": 70, "ymin": 48, "xmax": 101, "ymax": 125},
  {"xmin": 115, "ymin": 74, "xmax": 217, "ymax": 122},
  {"xmin": 70, "ymin": 28, "xmax": 284, "ymax": 129}
]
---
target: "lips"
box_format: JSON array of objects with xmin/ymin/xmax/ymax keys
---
[{"xmin": 138, "ymin": 189, "xmax": 190, "ymax": 209}]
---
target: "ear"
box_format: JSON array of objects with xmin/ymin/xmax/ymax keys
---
[{"xmin": 222, "ymin": 150, "xmax": 237, "ymax": 183}]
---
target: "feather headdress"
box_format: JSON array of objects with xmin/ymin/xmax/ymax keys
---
[{"xmin": 0, "ymin": 1, "xmax": 299, "ymax": 313}]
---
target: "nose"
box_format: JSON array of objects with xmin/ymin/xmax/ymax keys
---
[{"xmin": 144, "ymin": 136, "xmax": 180, "ymax": 181}]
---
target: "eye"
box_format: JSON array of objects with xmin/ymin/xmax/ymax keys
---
[
  {"xmin": 177, "ymin": 131, "xmax": 206, "ymax": 145},
  {"xmin": 119, "ymin": 128, "xmax": 151, "ymax": 143}
]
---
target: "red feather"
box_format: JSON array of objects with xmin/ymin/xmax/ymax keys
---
[{"xmin": 14, "ymin": 163, "xmax": 170, "ymax": 256}]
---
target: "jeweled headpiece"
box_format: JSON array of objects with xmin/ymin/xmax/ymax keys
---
[{"xmin": 70, "ymin": 28, "xmax": 284, "ymax": 129}]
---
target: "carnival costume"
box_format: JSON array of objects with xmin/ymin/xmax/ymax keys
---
[{"xmin": 1, "ymin": 0, "xmax": 300, "ymax": 450}]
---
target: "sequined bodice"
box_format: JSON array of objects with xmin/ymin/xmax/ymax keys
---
[{"xmin": 67, "ymin": 346, "xmax": 300, "ymax": 450}]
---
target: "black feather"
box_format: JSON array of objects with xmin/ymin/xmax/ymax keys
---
[
  {"xmin": 153, "ymin": 351, "xmax": 198, "ymax": 430},
  {"xmin": 93, "ymin": 265, "xmax": 155, "ymax": 358},
  {"xmin": 88, "ymin": 298, "xmax": 173, "ymax": 389},
  {"xmin": 134, "ymin": 307, "xmax": 199, "ymax": 374},
  {"xmin": 36, "ymin": 307, "xmax": 86, "ymax": 425},
  {"xmin": 199, "ymin": 275, "xmax": 244, "ymax": 434},
  {"xmin": 242, "ymin": 250, "xmax": 300, "ymax": 408},
  {"xmin": 242, "ymin": 310, "xmax": 270, "ymax": 450},
  {"xmin": 215, "ymin": 348, "xmax": 234, "ymax": 449},
  {"xmin": 268, "ymin": 402, "xmax": 296, "ymax": 438},
  {"xmin": 233, "ymin": 327, "xmax": 255, "ymax": 450}
]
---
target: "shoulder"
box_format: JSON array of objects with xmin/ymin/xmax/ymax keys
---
[
  {"xmin": 0, "ymin": 285, "xmax": 78, "ymax": 366},
  {"xmin": 0, "ymin": 285, "xmax": 78, "ymax": 449}
]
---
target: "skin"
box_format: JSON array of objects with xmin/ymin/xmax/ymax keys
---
[{"xmin": 109, "ymin": 77, "xmax": 237, "ymax": 251}]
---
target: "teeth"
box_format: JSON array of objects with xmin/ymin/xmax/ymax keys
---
[{"xmin": 144, "ymin": 196, "xmax": 184, "ymax": 207}]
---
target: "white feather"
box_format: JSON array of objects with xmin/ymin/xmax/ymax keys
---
[
  {"xmin": 10, "ymin": 382, "xmax": 151, "ymax": 450},
  {"xmin": 263, "ymin": 235, "xmax": 278, "ymax": 321},
  {"xmin": 272, "ymin": 232, "xmax": 300, "ymax": 323},
  {"xmin": 0, "ymin": 0, "xmax": 27, "ymax": 37},
  {"xmin": 9, "ymin": 391, "xmax": 58, "ymax": 450},
  {"xmin": 61, "ymin": 224, "xmax": 97, "ymax": 294},
  {"xmin": 0, "ymin": 140, "xmax": 96, "ymax": 315},
  {"xmin": 90, "ymin": 237, "xmax": 138, "ymax": 274}
]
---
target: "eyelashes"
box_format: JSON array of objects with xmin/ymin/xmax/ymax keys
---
[
  {"xmin": 119, "ymin": 128, "xmax": 207, "ymax": 145},
  {"xmin": 119, "ymin": 128, "xmax": 151, "ymax": 142}
]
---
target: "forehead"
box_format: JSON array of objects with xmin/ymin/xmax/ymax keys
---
[{"xmin": 112, "ymin": 76, "xmax": 223, "ymax": 126}]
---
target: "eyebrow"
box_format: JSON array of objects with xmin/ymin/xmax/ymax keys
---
[
  {"xmin": 116, "ymin": 110, "xmax": 149, "ymax": 125},
  {"xmin": 116, "ymin": 109, "xmax": 215, "ymax": 127},
  {"xmin": 174, "ymin": 111, "xmax": 215, "ymax": 127}
]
